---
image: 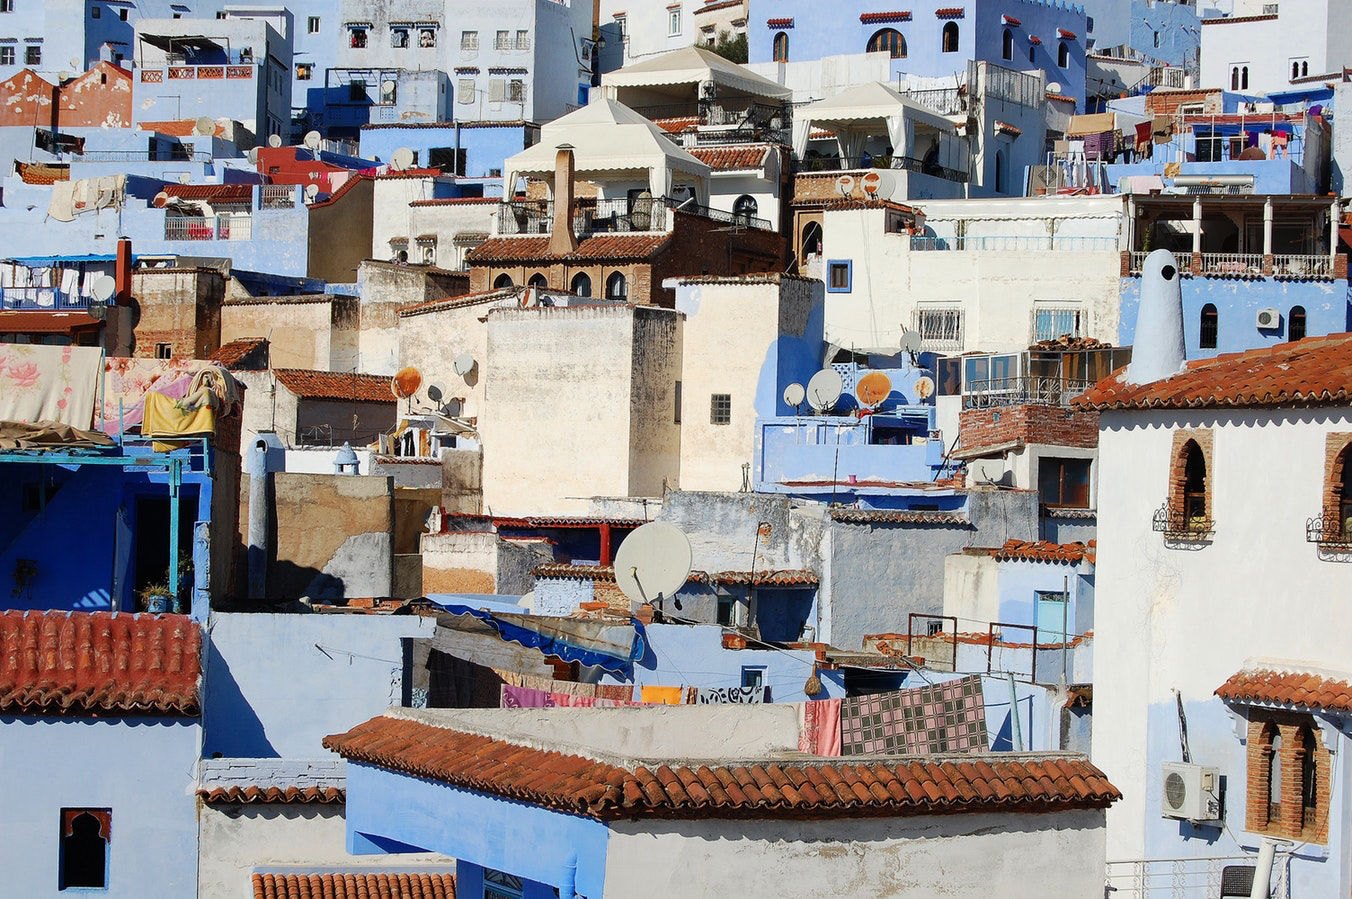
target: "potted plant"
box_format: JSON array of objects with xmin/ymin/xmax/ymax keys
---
[{"xmin": 139, "ymin": 551, "xmax": 194, "ymax": 614}]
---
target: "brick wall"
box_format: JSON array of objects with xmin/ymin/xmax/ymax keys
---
[
  {"xmin": 1144, "ymin": 89, "xmax": 1223, "ymax": 117},
  {"xmin": 1244, "ymin": 711, "xmax": 1330, "ymax": 844},
  {"xmin": 958, "ymin": 404, "xmax": 1100, "ymax": 455},
  {"xmin": 1322, "ymin": 433, "xmax": 1352, "ymax": 538},
  {"xmin": 1167, "ymin": 428, "xmax": 1213, "ymax": 526}
]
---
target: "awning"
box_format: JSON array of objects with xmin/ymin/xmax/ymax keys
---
[
  {"xmin": 138, "ymin": 34, "xmax": 224, "ymax": 53},
  {"xmin": 0, "ymin": 311, "xmax": 102, "ymax": 333},
  {"xmin": 601, "ymin": 45, "xmax": 791, "ymax": 100},
  {"xmin": 5, "ymin": 254, "xmax": 122, "ymax": 266},
  {"xmin": 437, "ymin": 604, "xmax": 645, "ymax": 673}
]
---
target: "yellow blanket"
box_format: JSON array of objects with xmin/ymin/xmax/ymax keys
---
[{"xmin": 142, "ymin": 390, "xmax": 215, "ymax": 451}]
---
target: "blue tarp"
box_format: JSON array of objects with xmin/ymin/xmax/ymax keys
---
[
  {"xmin": 4, "ymin": 255, "xmax": 127, "ymax": 266},
  {"xmin": 439, "ymin": 603, "xmax": 645, "ymax": 674}
]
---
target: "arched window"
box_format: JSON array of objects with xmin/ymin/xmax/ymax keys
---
[
  {"xmin": 527, "ymin": 272, "xmax": 548, "ymax": 289},
  {"xmin": 1298, "ymin": 725, "xmax": 1318, "ymax": 830},
  {"xmin": 1058, "ymin": 41, "xmax": 1069, "ymax": 68},
  {"xmin": 994, "ymin": 149, "xmax": 1008, "ymax": 194},
  {"xmin": 1242, "ymin": 66, "xmax": 1249, "ymax": 89},
  {"xmin": 605, "ymin": 271, "xmax": 628, "ymax": 300},
  {"xmin": 1289, "ymin": 305, "xmax": 1306, "ymax": 341},
  {"xmin": 733, "ymin": 194, "xmax": 758, "ymax": 223},
  {"xmin": 1002, "ymin": 28, "xmax": 1013, "ymax": 61},
  {"xmin": 570, "ymin": 272, "xmax": 592, "ymax": 297},
  {"xmin": 941, "ymin": 21, "xmax": 959, "ymax": 53},
  {"xmin": 1182, "ymin": 440, "xmax": 1207, "ymax": 525},
  {"xmin": 1292, "ymin": 61, "xmax": 1300, "ymax": 80},
  {"xmin": 867, "ymin": 28, "xmax": 906, "ymax": 58},
  {"xmin": 1302, "ymin": 61, "xmax": 1309, "ymax": 77},
  {"xmin": 493, "ymin": 273, "xmax": 514, "ymax": 289},
  {"xmin": 1153, "ymin": 30, "xmax": 1160, "ymax": 49},
  {"xmin": 1266, "ymin": 727, "xmax": 1283, "ymax": 823},
  {"xmin": 1231, "ymin": 67, "xmax": 1240, "ymax": 91},
  {"xmin": 1329, "ymin": 444, "xmax": 1352, "ymax": 539},
  {"xmin": 772, "ymin": 31, "xmax": 789, "ymax": 62},
  {"xmin": 800, "ymin": 220, "xmax": 823, "ymax": 260},
  {"xmin": 60, "ymin": 812, "xmax": 108, "ymax": 890},
  {"xmin": 1200, "ymin": 303, "xmax": 1218, "ymax": 349}
]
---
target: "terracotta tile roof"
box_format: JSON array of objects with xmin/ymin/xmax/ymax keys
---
[
  {"xmin": 467, "ymin": 233, "xmax": 672, "ymax": 264},
  {"xmin": 139, "ymin": 119, "xmax": 227, "ymax": 138},
  {"xmin": 164, "ymin": 183, "xmax": 254, "ymax": 202},
  {"xmin": 0, "ymin": 611, "xmax": 201, "ymax": 717},
  {"xmin": 497, "ymin": 516, "xmax": 646, "ymax": 528},
  {"xmin": 830, "ymin": 508, "xmax": 971, "ymax": 526},
  {"xmin": 533, "ymin": 563, "xmax": 618, "ymax": 581},
  {"xmin": 398, "ymin": 287, "xmax": 517, "ymax": 316},
  {"xmin": 408, "ymin": 197, "xmax": 498, "ymax": 207},
  {"xmin": 689, "ymin": 145, "xmax": 771, "ymax": 170},
  {"xmin": 324, "ymin": 716, "xmax": 1120, "ymax": 821},
  {"xmin": 200, "ymin": 785, "xmax": 344, "ymax": 804},
  {"xmin": 712, "ymin": 570, "xmax": 819, "ymax": 587},
  {"xmin": 308, "ymin": 174, "xmax": 370, "ymax": 209},
  {"xmin": 1075, "ymin": 333, "xmax": 1352, "ymax": 412},
  {"xmin": 1046, "ymin": 91, "xmax": 1075, "ymax": 103},
  {"xmin": 695, "ymin": 0, "xmax": 743, "ymax": 14},
  {"xmin": 0, "ymin": 311, "xmax": 101, "ymax": 334},
  {"xmin": 1002, "ymin": 15, "xmax": 1021, "ymax": 26},
  {"xmin": 273, "ymin": 369, "xmax": 396, "ymax": 404},
  {"xmin": 994, "ymin": 121, "xmax": 1023, "ymax": 136},
  {"xmin": 16, "ymin": 162, "xmax": 70, "ymax": 184},
  {"xmin": 252, "ymin": 872, "xmax": 456, "ymax": 899},
  {"xmin": 1028, "ymin": 35, "xmax": 1043, "ymax": 45},
  {"xmin": 1058, "ymin": 28, "xmax": 1077, "ymax": 40},
  {"xmin": 208, "ymin": 337, "xmax": 268, "ymax": 370},
  {"xmin": 815, "ymin": 197, "xmax": 917, "ymax": 214},
  {"xmin": 861, "ymin": 11, "xmax": 912, "ymax": 24},
  {"xmin": 765, "ymin": 17, "xmax": 794, "ymax": 28},
  {"xmin": 1216, "ymin": 668, "xmax": 1352, "ymax": 714},
  {"xmin": 969, "ymin": 540, "xmax": 1095, "ymax": 564},
  {"xmin": 935, "ymin": 7, "xmax": 964, "ymax": 18},
  {"xmin": 653, "ymin": 116, "xmax": 702, "ymax": 134}
]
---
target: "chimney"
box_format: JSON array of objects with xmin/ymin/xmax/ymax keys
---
[
  {"xmin": 114, "ymin": 237, "xmax": 133, "ymax": 305},
  {"xmin": 1124, "ymin": 249, "xmax": 1186, "ymax": 385},
  {"xmin": 549, "ymin": 146, "xmax": 579, "ymax": 257}
]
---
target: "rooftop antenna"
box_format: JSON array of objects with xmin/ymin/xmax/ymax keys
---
[
  {"xmin": 390, "ymin": 147, "xmax": 415, "ymax": 172},
  {"xmin": 391, "ymin": 366, "xmax": 422, "ymax": 413},
  {"xmin": 855, "ymin": 370, "xmax": 893, "ymax": 409},
  {"xmin": 613, "ymin": 522, "xmax": 693, "ymax": 613},
  {"xmin": 806, "ymin": 368, "xmax": 844, "ymax": 414},
  {"xmin": 782, "ymin": 382, "xmax": 805, "ymax": 412}
]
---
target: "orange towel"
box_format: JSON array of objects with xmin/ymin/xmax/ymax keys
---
[{"xmin": 640, "ymin": 685, "xmax": 684, "ymax": 705}]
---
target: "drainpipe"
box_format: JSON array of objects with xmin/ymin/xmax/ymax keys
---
[
  {"xmin": 1249, "ymin": 837, "xmax": 1285, "ymax": 899},
  {"xmin": 560, "ymin": 852, "xmax": 578, "ymax": 899},
  {"xmin": 247, "ymin": 440, "xmax": 271, "ymax": 600}
]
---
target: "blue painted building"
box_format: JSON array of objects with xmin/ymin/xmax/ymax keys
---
[
  {"xmin": 359, "ymin": 121, "xmax": 538, "ymax": 179},
  {"xmin": 1081, "ymin": 0, "xmax": 1199, "ymax": 67},
  {"xmin": 749, "ymin": 0, "xmax": 1087, "ymax": 108}
]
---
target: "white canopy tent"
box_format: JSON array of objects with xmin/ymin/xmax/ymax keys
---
[
  {"xmin": 795, "ymin": 82, "xmax": 966, "ymax": 174},
  {"xmin": 502, "ymin": 99, "xmax": 711, "ymax": 203},
  {"xmin": 600, "ymin": 45, "xmax": 792, "ymax": 105}
]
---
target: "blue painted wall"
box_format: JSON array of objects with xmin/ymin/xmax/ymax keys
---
[
  {"xmin": 1081, "ymin": 0, "xmax": 1199, "ymax": 67},
  {"xmin": 1119, "ymin": 276, "xmax": 1351, "ymax": 358},
  {"xmin": 0, "ymin": 716, "xmax": 200, "ymax": 897},
  {"xmin": 359, "ymin": 124, "xmax": 534, "ymax": 179},
  {"xmin": 991, "ymin": 559, "xmax": 1093, "ymax": 640}
]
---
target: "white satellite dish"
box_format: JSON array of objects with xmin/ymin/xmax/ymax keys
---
[
  {"xmin": 194, "ymin": 115, "xmax": 215, "ymax": 136},
  {"xmin": 390, "ymin": 147, "xmax": 415, "ymax": 171},
  {"xmin": 267, "ymin": 133, "xmax": 283, "ymax": 148},
  {"xmin": 303, "ymin": 130, "xmax": 321, "ymax": 150},
  {"xmin": 90, "ymin": 275, "xmax": 117, "ymax": 303},
  {"xmin": 782, "ymin": 382, "xmax": 805, "ymax": 407},
  {"xmin": 177, "ymin": 173, "xmax": 192, "ymax": 184},
  {"xmin": 304, "ymin": 183, "xmax": 320, "ymax": 202},
  {"xmin": 861, "ymin": 169, "xmax": 894, "ymax": 198},
  {"xmin": 613, "ymin": 522, "xmax": 693, "ymax": 607},
  {"xmin": 453, "ymin": 353, "xmax": 476, "ymax": 376},
  {"xmin": 899, "ymin": 328, "xmax": 923, "ymax": 353},
  {"xmin": 382, "ymin": 78, "xmax": 397, "ymax": 94},
  {"xmin": 835, "ymin": 174, "xmax": 856, "ymax": 197},
  {"xmin": 246, "ymin": 147, "xmax": 259, "ymax": 166},
  {"xmin": 1047, "ymin": 82, "xmax": 1062, "ymax": 94},
  {"xmin": 806, "ymin": 368, "xmax": 844, "ymax": 413}
]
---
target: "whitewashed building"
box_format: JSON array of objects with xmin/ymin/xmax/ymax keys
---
[{"xmin": 1200, "ymin": 2, "xmax": 1352, "ymax": 95}]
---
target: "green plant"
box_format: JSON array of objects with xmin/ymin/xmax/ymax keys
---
[{"xmin": 710, "ymin": 31, "xmax": 747, "ymax": 64}]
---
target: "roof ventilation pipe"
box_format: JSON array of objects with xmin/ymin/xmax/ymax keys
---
[{"xmin": 1125, "ymin": 249, "xmax": 1186, "ymax": 386}]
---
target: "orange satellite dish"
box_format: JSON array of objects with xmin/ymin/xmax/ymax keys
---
[
  {"xmin": 391, "ymin": 367, "xmax": 423, "ymax": 400},
  {"xmin": 855, "ymin": 371, "xmax": 892, "ymax": 407}
]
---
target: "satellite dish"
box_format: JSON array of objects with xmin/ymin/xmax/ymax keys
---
[
  {"xmin": 426, "ymin": 384, "xmax": 443, "ymax": 403},
  {"xmin": 452, "ymin": 353, "xmax": 476, "ymax": 376},
  {"xmin": 246, "ymin": 147, "xmax": 259, "ymax": 166},
  {"xmin": 782, "ymin": 382, "xmax": 805, "ymax": 407},
  {"xmin": 58, "ymin": 71, "xmax": 72, "ymax": 83},
  {"xmin": 267, "ymin": 133, "xmax": 283, "ymax": 148},
  {"xmin": 914, "ymin": 376, "xmax": 936, "ymax": 400},
  {"xmin": 899, "ymin": 328, "xmax": 923, "ymax": 353},
  {"xmin": 303, "ymin": 130, "xmax": 321, "ymax": 150},
  {"xmin": 304, "ymin": 183, "xmax": 320, "ymax": 202},
  {"xmin": 855, "ymin": 371, "xmax": 893, "ymax": 408},
  {"xmin": 391, "ymin": 366, "xmax": 423, "ymax": 400},
  {"xmin": 390, "ymin": 147, "xmax": 415, "ymax": 171},
  {"xmin": 177, "ymin": 173, "xmax": 192, "ymax": 184},
  {"xmin": 806, "ymin": 368, "xmax": 844, "ymax": 413},
  {"xmin": 90, "ymin": 275, "xmax": 117, "ymax": 303},
  {"xmin": 835, "ymin": 174, "xmax": 856, "ymax": 197},
  {"xmin": 1047, "ymin": 82, "xmax": 1062, "ymax": 94},
  {"xmin": 613, "ymin": 522, "xmax": 693, "ymax": 607},
  {"xmin": 861, "ymin": 170, "xmax": 894, "ymax": 198},
  {"xmin": 517, "ymin": 590, "xmax": 535, "ymax": 612},
  {"xmin": 152, "ymin": 191, "xmax": 170, "ymax": 208},
  {"xmin": 194, "ymin": 115, "xmax": 215, "ymax": 135}
]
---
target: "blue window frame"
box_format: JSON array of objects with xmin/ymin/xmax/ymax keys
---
[
  {"xmin": 826, "ymin": 259, "xmax": 852, "ymax": 292},
  {"xmin": 741, "ymin": 666, "xmax": 766, "ymax": 689}
]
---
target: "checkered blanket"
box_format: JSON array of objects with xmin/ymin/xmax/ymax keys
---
[{"xmin": 840, "ymin": 675, "xmax": 988, "ymax": 756}]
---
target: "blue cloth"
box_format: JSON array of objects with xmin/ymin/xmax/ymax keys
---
[{"xmin": 438, "ymin": 604, "xmax": 639, "ymax": 673}]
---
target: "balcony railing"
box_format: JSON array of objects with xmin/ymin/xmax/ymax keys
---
[
  {"xmin": 497, "ymin": 195, "xmax": 768, "ymax": 237},
  {"xmin": 1201, "ymin": 253, "xmax": 1264, "ymax": 277},
  {"xmin": 900, "ymin": 87, "xmax": 967, "ymax": 116},
  {"xmin": 74, "ymin": 148, "xmax": 212, "ymax": 163},
  {"xmin": 577, "ymin": 197, "xmax": 669, "ymax": 234},
  {"xmin": 1273, "ymin": 253, "xmax": 1333, "ymax": 279},
  {"xmin": 1105, "ymin": 855, "xmax": 1288, "ymax": 899},
  {"xmin": 259, "ymin": 185, "xmax": 297, "ymax": 209},
  {"xmin": 1307, "ymin": 512, "xmax": 1352, "ymax": 547},
  {"xmin": 0, "ymin": 288, "xmax": 93, "ymax": 310},
  {"xmin": 164, "ymin": 214, "xmax": 252, "ymax": 241},
  {"xmin": 497, "ymin": 201, "xmax": 553, "ymax": 235},
  {"xmin": 1152, "ymin": 501, "xmax": 1213, "ymax": 541},
  {"xmin": 795, "ymin": 154, "xmax": 969, "ymax": 183},
  {"xmin": 911, "ymin": 236, "xmax": 1118, "ymax": 252},
  {"xmin": 1126, "ymin": 250, "xmax": 1150, "ymax": 275},
  {"xmin": 661, "ymin": 196, "xmax": 769, "ymax": 230},
  {"xmin": 630, "ymin": 100, "xmax": 788, "ymax": 135},
  {"xmin": 962, "ymin": 377, "xmax": 1093, "ymax": 409}
]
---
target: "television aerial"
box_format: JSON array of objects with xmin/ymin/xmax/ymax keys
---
[
  {"xmin": 806, "ymin": 368, "xmax": 844, "ymax": 413},
  {"xmin": 267, "ymin": 133, "xmax": 283, "ymax": 148},
  {"xmin": 391, "ymin": 367, "xmax": 422, "ymax": 411},
  {"xmin": 452, "ymin": 353, "xmax": 477, "ymax": 376},
  {"xmin": 90, "ymin": 275, "xmax": 117, "ymax": 304},
  {"xmin": 855, "ymin": 370, "xmax": 893, "ymax": 408},
  {"xmin": 194, "ymin": 115, "xmax": 215, "ymax": 136},
  {"xmin": 613, "ymin": 522, "xmax": 693, "ymax": 609},
  {"xmin": 390, "ymin": 147, "xmax": 415, "ymax": 172},
  {"xmin": 782, "ymin": 382, "xmax": 805, "ymax": 408},
  {"xmin": 303, "ymin": 130, "xmax": 322, "ymax": 150}
]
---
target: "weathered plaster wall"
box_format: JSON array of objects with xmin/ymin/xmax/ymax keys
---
[
  {"xmin": 626, "ymin": 306, "xmax": 683, "ymax": 499},
  {"xmin": 420, "ymin": 530, "xmax": 547, "ymax": 595},
  {"xmin": 268, "ymin": 473, "xmax": 393, "ymax": 600},
  {"xmin": 396, "ymin": 298, "xmax": 491, "ymax": 423},
  {"xmin": 357, "ymin": 260, "xmax": 469, "ymax": 375},
  {"xmin": 220, "ymin": 296, "xmax": 352, "ymax": 371},
  {"xmin": 655, "ymin": 490, "xmax": 825, "ymax": 573},
  {"xmin": 132, "ymin": 268, "xmax": 226, "ymax": 360}
]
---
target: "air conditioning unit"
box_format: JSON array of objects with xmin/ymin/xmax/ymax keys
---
[
  {"xmin": 1256, "ymin": 307, "xmax": 1280, "ymax": 330},
  {"xmin": 1161, "ymin": 762, "xmax": 1222, "ymax": 822}
]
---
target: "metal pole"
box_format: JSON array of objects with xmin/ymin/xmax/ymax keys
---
[
  {"xmin": 167, "ymin": 457, "xmax": 181, "ymax": 602},
  {"xmin": 1062, "ymin": 573, "xmax": 1069, "ymax": 686},
  {"xmin": 1008, "ymin": 673, "xmax": 1024, "ymax": 751},
  {"xmin": 1249, "ymin": 837, "xmax": 1280, "ymax": 899}
]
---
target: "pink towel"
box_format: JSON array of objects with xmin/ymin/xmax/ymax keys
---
[
  {"xmin": 798, "ymin": 698, "xmax": 842, "ymax": 756},
  {"xmin": 501, "ymin": 685, "xmax": 555, "ymax": 708}
]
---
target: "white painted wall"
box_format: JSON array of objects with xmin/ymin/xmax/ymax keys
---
[
  {"xmin": 943, "ymin": 552, "xmax": 1002, "ymax": 626},
  {"xmin": 1200, "ymin": 1, "xmax": 1344, "ymax": 94},
  {"xmin": 597, "ymin": 0, "xmax": 711, "ymax": 63},
  {"xmin": 604, "ymin": 808, "xmax": 1109, "ymax": 898},
  {"xmin": 398, "ymin": 298, "xmax": 493, "ymax": 423},
  {"xmin": 745, "ymin": 52, "xmax": 894, "ymax": 105},
  {"xmin": 1092, "ymin": 406, "xmax": 1352, "ymax": 861}
]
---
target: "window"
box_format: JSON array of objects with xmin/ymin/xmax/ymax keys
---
[
  {"xmin": 419, "ymin": 28, "xmax": 436, "ymax": 48},
  {"xmin": 60, "ymin": 809, "xmax": 110, "ymax": 890},
  {"xmin": 1199, "ymin": 303, "xmax": 1218, "ymax": 349},
  {"xmin": 916, "ymin": 307, "xmax": 964, "ymax": 350},
  {"xmin": 1028, "ymin": 45, "xmax": 1035, "ymax": 63},
  {"xmin": 732, "ymin": 195, "xmax": 758, "ymax": 223},
  {"xmin": 1241, "ymin": 66, "xmax": 1249, "ymax": 89},
  {"xmin": 483, "ymin": 868, "xmax": 524, "ymax": 899},
  {"xmin": 668, "ymin": 7, "xmax": 681, "ymax": 36},
  {"xmin": 710, "ymin": 393, "xmax": 731, "ymax": 425},
  {"xmin": 308, "ymin": 16, "xmax": 320, "ymax": 33},
  {"xmin": 391, "ymin": 27, "xmax": 409, "ymax": 48},
  {"xmin": 570, "ymin": 272, "xmax": 591, "ymax": 297},
  {"xmin": 1298, "ymin": 726, "xmax": 1318, "ymax": 829},
  {"xmin": 495, "ymin": 30, "xmax": 510, "ymax": 50},
  {"xmin": 741, "ymin": 666, "xmax": 765, "ymax": 690},
  {"xmin": 1057, "ymin": 41, "xmax": 1068, "ymax": 68},
  {"xmin": 527, "ymin": 272, "xmax": 547, "ymax": 289},
  {"xmin": 295, "ymin": 63, "xmax": 311, "ymax": 80},
  {"xmin": 508, "ymin": 78, "xmax": 524, "ymax": 103},
  {"xmin": 461, "ymin": 30, "xmax": 478, "ymax": 51},
  {"xmin": 1153, "ymin": 30, "xmax": 1160, "ymax": 48},
  {"xmin": 118, "ymin": 7, "xmax": 126, "ymax": 19},
  {"xmin": 941, "ymin": 21, "xmax": 959, "ymax": 53},
  {"xmin": 0, "ymin": 0, "xmax": 13, "ymax": 12},
  {"xmin": 92, "ymin": 5, "xmax": 100, "ymax": 17},
  {"xmin": 489, "ymin": 79, "xmax": 506, "ymax": 102},
  {"xmin": 1087, "ymin": 16, "xmax": 1094, "ymax": 32},
  {"xmin": 1322, "ymin": 439, "xmax": 1352, "ymax": 541},
  {"xmin": 1002, "ymin": 28, "xmax": 1013, "ymax": 60},
  {"xmin": 827, "ymin": 260, "xmax": 851, "ymax": 292},
  {"xmin": 604, "ymin": 271, "xmax": 627, "ymax": 300},
  {"xmin": 1288, "ymin": 305, "xmax": 1306, "ymax": 341},
  {"xmin": 349, "ymin": 27, "xmax": 367, "ymax": 48},
  {"xmin": 1034, "ymin": 306, "xmax": 1082, "ymax": 342},
  {"xmin": 25, "ymin": 45, "xmax": 40, "ymax": 66},
  {"xmin": 1039, "ymin": 457, "xmax": 1091, "ymax": 509},
  {"xmin": 1244, "ymin": 711, "xmax": 1329, "ymax": 842},
  {"xmin": 0, "ymin": 47, "xmax": 12, "ymax": 66},
  {"xmin": 772, "ymin": 31, "xmax": 788, "ymax": 62},
  {"xmin": 515, "ymin": 30, "xmax": 529, "ymax": 50},
  {"xmin": 1035, "ymin": 591, "xmax": 1070, "ymax": 642},
  {"xmin": 868, "ymin": 28, "xmax": 906, "ymax": 59},
  {"xmin": 614, "ymin": 15, "xmax": 627, "ymax": 40},
  {"xmin": 994, "ymin": 148, "xmax": 1008, "ymax": 194},
  {"xmin": 1231, "ymin": 66, "xmax": 1240, "ymax": 91},
  {"xmin": 673, "ymin": 380, "xmax": 681, "ymax": 423},
  {"xmin": 493, "ymin": 273, "xmax": 513, "ymax": 289},
  {"xmin": 1266, "ymin": 726, "xmax": 1284, "ymax": 822},
  {"xmin": 429, "ymin": 146, "xmax": 466, "ymax": 174},
  {"xmin": 456, "ymin": 78, "xmax": 475, "ymax": 104},
  {"xmin": 348, "ymin": 79, "xmax": 367, "ymax": 102},
  {"xmin": 155, "ymin": 342, "xmax": 172, "ymax": 359}
]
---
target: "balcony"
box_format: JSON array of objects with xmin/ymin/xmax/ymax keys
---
[
  {"xmin": 629, "ymin": 100, "xmax": 789, "ymax": 143},
  {"xmin": 495, "ymin": 195, "xmax": 772, "ymax": 238},
  {"xmin": 1124, "ymin": 251, "xmax": 1338, "ymax": 280},
  {"xmin": 961, "ymin": 377, "xmax": 1093, "ymax": 410},
  {"xmin": 796, "ymin": 154, "xmax": 969, "ymax": 184},
  {"xmin": 140, "ymin": 62, "xmax": 256, "ymax": 83},
  {"xmin": 164, "ymin": 215, "xmax": 252, "ymax": 241},
  {"xmin": 259, "ymin": 185, "xmax": 297, "ymax": 209},
  {"xmin": 74, "ymin": 148, "xmax": 212, "ymax": 164},
  {"xmin": 0, "ymin": 288, "xmax": 94, "ymax": 311},
  {"xmin": 1307, "ymin": 510, "xmax": 1352, "ymax": 560},
  {"xmin": 1152, "ymin": 501, "xmax": 1212, "ymax": 542},
  {"xmin": 912, "ymin": 236, "xmax": 1118, "ymax": 252}
]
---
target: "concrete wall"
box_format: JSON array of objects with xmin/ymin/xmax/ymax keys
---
[
  {"xmin": 396, "ymin": 298, "xmax": 491, "ymax": 423},
  {"xmin": 655, "ymin": 490, "xmax": 825, "ymax": 574},
  {"xmin": 1200, "ymin": 2, "xmax": 1341, "ymax": 96},
  {"xmin": 220, "ymin": 296, "xmax": 356, "ymax": 371},
  {"xmin": 420, "ymin": 530, "xmax": 548, "ymax": 595},
  {"xmin": 268, "ymin": 473, "xmax": 393, "ymax": 600},
  {"xmin": 308, "ymin": 176, "xmax": 374, "ymax": 284},
  {"xmin": 604, "ymin": 809, "xmax": 1108, "ymax": 899},
  {"xmin": 356, "ymin": 259, "xmax": 469, "ymax": 375},
  {"xmin": 0, "ymin": 717, "xmax": 200, "ymax": 897},
  {"xmin": 132, "ymin": 268, "xmax": 226, "ymax": 360}
]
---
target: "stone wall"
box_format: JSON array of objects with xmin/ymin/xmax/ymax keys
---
[{"xmin": 268, "ymin": 473, "xmax": 394, "ymax": 600}]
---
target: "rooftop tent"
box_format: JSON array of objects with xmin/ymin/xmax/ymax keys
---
[
  {"xmin": 795, "ymin": 81, "xmax": 961, "ymax": 164},
  {"xmin": 600, "ymin": 45, "xmax": 792, "ymax": 105},
  {"xmin": 501, "ymin": 99, "xmax": 711, "ymax": 202}
]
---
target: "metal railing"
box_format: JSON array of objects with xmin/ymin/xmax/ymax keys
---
[
  {"xmin": 497, "ymin": 195, "xmax": 769, "ymax": 236},
  {"xmin": 962, "ymin": 377, "xmax": 1092, "ymax": 409},
  {"xmin": 1105, "ymin": 854, "xmax": 1288, "ymax": 898},
  {"xmin": 0, "ymin": 288, "xmax": 92, "ymax": 310},
  {"xmin": 795, "ymin": 154, "xmax": 969, "ymax": 183},
  {"xmin": 576, "ymin": 197, "xmax": 669, "ymax": 234},
  {"xmin": 496, "ymin": 201, "xmax": 553, "ymax": 235},
  {"xmin": 661, "ymin": 195, "xmax": 769, "ymax": 230},
  {"xmin": 1125, "ymin": 251, "xmax": 1153, "ymax": 274},
  {"xmin": 910, "ymin": 235, "xmax": 1118, "ymax": 252},
  {"xmin": 1273, "ymin": 253, "xmax": 1333, "ymax": 279},
  {"xmin": 1201, "ymin": 253, "xmax": 1264, "ymax": 277},
  {"xmin": 74, "ymin": 148, "xmax": 212, "ymax": 163},
  {"xmin": 1152, "ymin": 501, "xmax": 1213, "ymax": 541},
  {"xmin": 900, "ymin": 87, "xmax": 966, "ymax": 116},
  {"xmin": 164, "ymin": 214, "xmax": 251, "ymax": 241},
  {"xmin": 630, "ymin": 99, "xmax": 788, "ymax": 130},
  {"xmin": 259, "ymin": 185, "xmax": 297, "ymax": 209}
]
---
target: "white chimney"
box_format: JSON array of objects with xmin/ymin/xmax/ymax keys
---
[{"xmin": 1125, "ymin": 249, "xmax": 1186, "ymax": 385}]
